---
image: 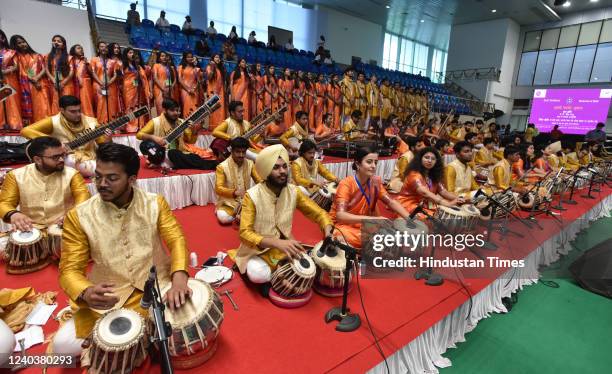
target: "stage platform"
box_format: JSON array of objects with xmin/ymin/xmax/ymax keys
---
[{"xmin": 1, "ymin": 182, "xmax": 610, "ymax": 373}]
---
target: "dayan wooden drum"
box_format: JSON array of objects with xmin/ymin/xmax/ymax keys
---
[
  {"xmin": 153, "ymin": 279, "xmax": 224, "ymax": 369},
  {"xmin": 311, "ymin": 182, "xmax": 338, "ymax": 211},
  {"xmin": 90, "ymin": 308, "xmax": 148, "ymax": 374},
  {"xmin": 310, "ymin": 240, "xmax": 351, "ymax": 297},
  {"xmin": 476, "ymin": 190, "xmax": 517, "ymax": 220},
  {"xmin": 6, "ymin": 228, "xmax": 50, "ymax": 274},
  {"xmin": 271, "ymin": 253, "xmax": 316, "ymax": 297},
  {"xmin": 517, "ymin": 186, "xmax": 550, "ymax": 211}
]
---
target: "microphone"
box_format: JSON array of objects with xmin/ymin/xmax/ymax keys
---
[
  {"xmin": 409, "ymin": 202, "xmax": 424, "ymax": 220},
  {"xmin": 140, "ymin": 266, "xmax": 157, "ymax": 309},
  {"xmin": 317, "ymin": 235, "xmax": 337, "ymax": 258}
]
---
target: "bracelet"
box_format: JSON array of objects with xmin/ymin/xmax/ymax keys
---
[{"xmin": 5, "ymin": 210, "xmax": 20, "ymax": 221}]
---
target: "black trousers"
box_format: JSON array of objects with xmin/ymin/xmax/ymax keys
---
[{"xmin": 167, "ymin": 150, "xmax": 218, "ymax": 170}]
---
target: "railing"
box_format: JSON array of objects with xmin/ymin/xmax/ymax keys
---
[
  {"xmin": 84, "ymin": 0, "xmax": 100, "ymax": 45},
  {"xmin": 428, "ymin": 92, "xmax": 495, "ymax": 115},
  {"xmin": 96, "ymin": 13, "xmax": 127, "ymax": 22},
  {"xmin": 443, "ymin": 67, "xmax": 501, "ymax": 82},
  {"xmin": 61, "ymin": 0, "xmax": 87, "ymax": 10}
]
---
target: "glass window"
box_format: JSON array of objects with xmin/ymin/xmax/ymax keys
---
[
  {"xmin": 388, "ymin": 35, "xmax": 399, "ymax": 70},
  {"xmin": 578, "ymin": 21, "xmax": 602, "ymax": 46},
  {"xmin": 399, "ymin": 39, "xmax": 414, "ymax": 73},
  {"xmin": 413, "ymin": 43, "xmax": 428, "ymax": 74},
  {"xmin": 558, "ymin": 25, "xmax": 580, "ymax": 48},
  {"xmin": 591, "ymin": 43, "xmax": 612, "ymax": 82},
  {"xmin": 533, "ymin": 50, "xmax": 555, "ymax": 85},
  {"xmin": 207, "ymin": 0, "xmax": 243, "ymax": 35},
  {"xmin": 570, "ymin": 44, "xmax": 597, "ymax": 83},
  {"xmin": 523, "ymin": 31, "xmax": 541, "ymax": 52},
  {"xmin": 601, "ymin": 19, "xmax": 612, "ymax": 43},
  {"xmin": 93, "ymin": 0, "xmax": 145, "ymax": 20},
  {"xmin": 244, "ymin": 0, "xmax": 274, "ymax": 47},
  {"xmin": 148, "ymin": 0, "xmax": 189, "ymax": 25},
  {"xmin": 517, "ymin": 52, "xmax": 538, "ymax": 85},
  {"xmin": 540, "ymin": 28, "xmax": 560, "ymax": 50},
  {"xmin": 551, "ymin": 47, "xmax": 575, "ymax": 84}
]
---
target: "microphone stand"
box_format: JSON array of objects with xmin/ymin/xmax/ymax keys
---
[
  {"xmin": 581, "ymin": 171, "xmax": 597, "ymax": 200},
  {"xmin": 324, "ymin": 239, "xmax": 361, "ymax": 332},
  {"xmin": 562, "ymin": 167, "xmax": 585, "ymax": 205},
  {"xmin": 148, "ymin": 276, "xmax": 174, "ymax": 374},
  {"xmin": 479, "ymin": 189, "xmax": 532, "ymax": 250},
  {"xmin": 411, "ymin": 208, "xmax": 454, "ymax": 286}
]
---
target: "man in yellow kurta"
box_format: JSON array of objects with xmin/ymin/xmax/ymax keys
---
[
  {"xmin": 355, "ymin": 72, "xmax": 367, "ymax": 119},
  {"xmin": 488, "ymin": 146, "xmax": 525, "ymax": 193},
  {"xmin": 387, "ymin": 136, "xmax": 425, "ymax": 193},
  {"xmin": 280, "ymin": 111, "xmax": 310, "ymax": 157},
  {"xmin": 340, "ymin": 67, "xmax": 356, "ymax": 122},
  {"xmin": 212, "ymin": 100, "xmax": 262, "ymax": 160},
  {"xmin": 366, "ymin": 75, "xmax": 381, "ymax": 125},
  {"xmin": 291, "ymin": 139, "xmax": 338, "ymax": 196},
  {"xmin": 443, "ymin": 141, "xmax": 480, "ymax": 199},
  {"xmin": 230, "ymin": 145, "xmax": 332, "ymax": 295},
  {"xmin": 136, "ymin": 98, "xmax": 216, "ymax": 170},
  {"xmin": 475, "ymin": 137, "xmax": 497, "ymax": 167},
  {"xmin": 380, "ymin": 79, "xmax": 393, "ymax": 121},
  {"xmin": 20, "ymin": 95, "xmax": 106, "ymax": 177},
  {"xmin": 343, "ymin": 110, "xmax": 365, "ymax": 141},
  {"xmin": 215, "ymin": 137, "xmax": 262, "ymax": 224},
  {"xmin": 544, "ymin": 141, "xmax": 561, "ymax": 171},
  {"xmin": 53, "ymin": 143, "xmax": 190, "ymax": 358}
]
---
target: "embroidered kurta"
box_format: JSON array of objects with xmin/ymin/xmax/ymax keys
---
[
  {"xmin": 215, "ymin": 157, "xmax": 261, "ymax": 214},
  {"xmin": 443, "ymin": 159, "xmax": 479, "ymax": 197},
  {"xmin": 290, "ymin": 157, "xmax": 337, "ymax": 194}
]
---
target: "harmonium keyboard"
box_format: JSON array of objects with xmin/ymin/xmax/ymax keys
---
[{"xmin": 321, "ymin": 140, "xmax": 393, "ymax": 158}]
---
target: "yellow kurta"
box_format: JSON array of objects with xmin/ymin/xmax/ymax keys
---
[
  {"xmin": 280, "ymin": 122, "xmax": 309, "ymax": 148},
  {"xmin": 21, "ymin": 114, "xmax": 102, "ymax": 161},
  {"xmin": 136, "ymin": 115, "xmax": 196, "ymax": 153},
  {"xmin": 547, "ymin": 154, "xmax": 560, "ymax": 170},
  {"xmin": 215, "ymin": 157, "xmax": 261, "ymax": 215},
  {"xmin": 342, "ymin": 119, "xmax": 359, "ymax": 141},
  {"xmin": 290, "ymin": 157, "xmax": 337, "ymax": 194},
  {"xmin": 366, "ymin": 82, "xmax": 381, "ymax": 118},
  {"xmin": 0, "ymin": 164, "xmax": 90, "ymax": 228},
  {"xmin": 232, "ymin": 183, "xmax": 331, "ymax": 273},
  {"xmin": 475, "ymin": 147, "xmax": 496, "ymax": 167},
  {"xmin": 340, "ymin": 77, "xmax": 356, "ymax": 116},
  {"xmin": 355, "ymin": 81, "xmax": 367, "ymax": 114},
  {"xmin": 59, "ymin": 188, "xmax": 188, "ymax": 338},
  {"xmin": 380, "ymin": 85, "xmax": 393, "ymax": 120},
  {"xmin": 443, "ymin": 159, "xmax": 479, "ymax": 197},
  {"xmin": 489, "ymin": 159, "xmax": 512, "ymax": 190},
  {"xmin": 387, "ymin": 150, "xmax": 414, "ymax": 193}
]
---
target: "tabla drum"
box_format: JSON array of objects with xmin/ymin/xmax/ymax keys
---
[
  {"xmin": 434, "ymin": 206, "xmax": 471, "ymax": 233},
  {"xmin": 47, "ymin": 224, "xmax": 63, "ymax": 262},
  {"xmin": 460, "ymin": 204, "xmax": 481, "ymax": 232},
  {"xmin": 154, "ymin": 279, "xmax": 223, "ymax": 369},
  {"xmin": 271, "ymin": 253, "xmax": 316, "ymax": 297},
  {"xmin": 6, "ymin": 228, "xmax": 50, "ymax": 274},
  {"xmin": 475, "ymin": 167, "xmax": 490, "ymax": 182},
  {"xmin": 0, "ymin": 234, "xmax": 8, "ymax": 262},
  {"xmin": 310, "ymin": 241, "xmax": 351, "ymax": 297},
  {"xmin": 90, "ymin": 308, "xmax": 148, "ymax": 374},
  {"xmin": 575, "ymin": 170, "xmax": 591, "ymax": 189},
  {"xmin": 311, "ymin": 182, "xmax": 338, "ymax": 211},
  {"xmin": 476, "ymin": 190, "xmax": 517, "ymax": 220},
  {"xmin": 517, "ymin": 187, "xmax": 550, "ymax": 211}
]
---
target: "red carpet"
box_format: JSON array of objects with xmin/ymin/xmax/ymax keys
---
[{"xmin": 3, "ymin": 186, "xmax": 610, "ymax": 374}]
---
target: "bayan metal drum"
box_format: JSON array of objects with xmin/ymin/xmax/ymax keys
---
[
  {"xmin": 311, "ymin": 182, "xmax": 338, "ymax": 211},
  {"xmin": 310, "ymin": 241, "xmax": 351, "ymax": 297},
  {"xmin": 90, "ymin": 308, "xmax": 148, "ymax": 374},
  {"xmin": 434, "ymin": 206, "xmax": 470, "ymax": 233},
  {"xmin": 6, "ymin": 228, "xmax": 50, "ymax": 274},
  {"xmin": 476, "ymin": 190, "xmax": 517, "ymax": 220},
  {"xmin": 271, "ymin": 253, "xmax": 316, "ymax": 297},
  {"xmin": 517, "ymin": 187, "xmax": 550, "ymax": 211},
  {"xmin": 155, "ymin": 279, "xmax": 224, "ymax": 369}
]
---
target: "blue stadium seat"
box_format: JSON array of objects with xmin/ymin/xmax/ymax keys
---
[
  {"xmin": 170, "ymin": 24, "xmax": 181, "ymax": 33},
  {"xmin": 142, "ymin": 19, "xmax": 155, "ymax": 28}
]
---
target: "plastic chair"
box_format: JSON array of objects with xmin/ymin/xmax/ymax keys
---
[{"xmin": 142, "ymin": 19, "xmax": 155, "ymax": 28}]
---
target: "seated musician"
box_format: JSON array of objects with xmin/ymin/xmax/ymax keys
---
[
  {"xmin": 230, "ymin": 145, "xmax": 332, "ymax": 295},
  {"xmin": 448, "ymin": 120, "xmax": 465, "ymax": 143},
  {"xmin": 137, "ymin": 98, "xmax": 216, "ymax": 170},
  {"xmin": 280, "ymin": 111, "xmax": 310, "ymax": 156},
  {"xmin": 475, "ymin": 137, "xmax": 497, "ymax": 168},
  {"xmin": 383, "ymin": 114, "xmax": 409, "ymax": 154},
  {"xmin": 397, "ymin": 147, "xmax": 463, "ymax": 215},
  {"xmin": 560, "ymin": 142, "xmax": 580, "ymax": 171},
  {"xmin": 53, "ymin": 143, "xmax": 191, "ymax": 358},
  {"xmin": 20, "ymin": 95, "xmax": 107, "ymax": 177},
  {"xmin": 290, "ymin": 140, "xmax": 338, "ymax": 196},
  {"xmin": 488, "ymin": 145, "xmax": 528, "ymax": 194},
  {"xmin": 513, "ymin": 143, "xmax": 546, "ymax": 183},
  {"xmin": 329, "ymin": 146, "xmax": 410, "ymax": 249},
  {"xmin": 387, "ymin": 136, "xmax": 425, "ymax": 193},
  {"xmin": 577, "ymin": 144, "xmax": 592, "ymax": 166},
  {"xmin": 342, "ymin": 110, "xmax": 366, "ymax": 141},
  {"xmin": 315, "ymin": 113, "xmax": 334, "ymax": 141},
  {"xmin": 212, "ymin": 100, "xmax": 262, "ymax": 160},
  {"xmin": 443, "ymin": 141, "xmax": 480, "ymax": 199},
  {"xmin": 434, "ymin": 138, "xmax": 452, "ymax": 155},
  {"xmin": 533, "ymin": 147, "xmax": 553, "ymax": 174},
  {"xmin": 0, "ymin": 136, "xmax": 90, "ymax": 253},
  {"xmin": 215, "ymin": 137, "xmax": 262, "ymax": 225},
  {"xmin": 543, "ymin": 141, "xmax": 561, "ymax": 170}
]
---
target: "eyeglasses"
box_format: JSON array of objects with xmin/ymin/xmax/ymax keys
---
[{"xmin": 41, "ymin": 153, "xmax": 67, "ymax": 161}]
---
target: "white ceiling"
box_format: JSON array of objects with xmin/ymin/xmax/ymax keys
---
[{"xmin": 302, "ymin": 0, "xmax": 612, "ymax": 50}]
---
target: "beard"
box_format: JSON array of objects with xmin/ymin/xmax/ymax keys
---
[{"xmin": 267, "ymin": 175, "xmax": 288, "ymax": 189}]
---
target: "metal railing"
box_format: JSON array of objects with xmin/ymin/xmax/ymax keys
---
[
  {"xmin": 443, "ymin": 67, "xmax": 501, "ymax": 82},
  {"xmin": 428, "ymin": 92, "xmax": 495, "ymax": 115}
]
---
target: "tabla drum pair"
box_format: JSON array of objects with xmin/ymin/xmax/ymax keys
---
[
  {"xmin": 517, "ymin": 187, "xmax": 551, "ymax": 211},
  {"xmin": 476, "ymin": 190, "xmax": 518, "ymax": 220},
  {"xmin": 311, "ymin": 182, "xmax": 338, "ymax": 211},
  {"xmin": 5, "ymin": 228, "xmax": 50, "ymax": 274},
  {"xmin": 434, "ymin": 205, "xmax": 481, "ymax": 233},
  {"xmin": 269, "ymin": 253, "xmax": 316, "ymax": 308},
  {"xmin": 310, "ymin": 241, "xmax": 351, "ymax": 297}
]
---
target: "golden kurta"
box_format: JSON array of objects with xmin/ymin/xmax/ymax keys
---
[
  {"xmin": 290, "ymin": 157, "xmax": 337, "ymax": 194},
  {"xmin": 136, "ymin": 115, "xmax": 196, "ymax": 153},
  {"xmin": 340, "ymin": 77, "xmax": 356, "ymax": 116},
  {"xmin": 215, "ymin": 157, "xmax": 261, "ymax": 214},
  {"xmin": 279, "ymin": 122, "xmax": 309, "ymax": 148},
  {"xmin": 0, "ymin": 164, "xmax": 90, "ymax": 227},
  {"xmin": 59, "ymin": 188, "xmax": 188, "ymax": 338},
  {"xmin": 342, "ymin": 119, "xmax": 359, "ymax": 141},
  {"xmin": 489, "ymin": 159, "xmax": 512, "ymax": 190},
  {"xmin": 443, "ymin": 159, "xmax": 479, "ymax": 197},
  {"xmin": 475, "ymin": 147, "xmax": 496, "ymax": 166},
  {"xmin": 387, "ymin": 150, "xmax": 414, "ymax": 193},
  {"xmin": 366, "ymin": 82, "xmax": 381, "ymax": 118}
]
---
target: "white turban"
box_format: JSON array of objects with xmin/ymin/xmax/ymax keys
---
[
  {"xmin": 547, "ymin": 141, "xmax": 561, "ymax": 154},
  {"xmin": 255, "ymin": 144, "xmax": 289, "ymax": 179}
]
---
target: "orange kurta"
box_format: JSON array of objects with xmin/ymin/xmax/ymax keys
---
[
  {"xmin": 90, "ymin": 56, "xmax": 120, "ymax": 123},
  {"xmin": 179, "ymin": 65, "xmax": 200, "ymax": 118},
  {"xmin": 305, "ymin": 85, "xmax": 316, "ymax": 132},
  {"xmin": 264, "ymin": 75, "xmax": 283, "ymax": 136},
  {"xmin": 330, "ymin": 175, "xmax": 389, "ymax": 249},
  {"xmin": 45, "ymin": 54, "xmax": 75, "ymax": 115},
  {"xmin": 279, "ymin": 78, "xmax": 294, "ymax": 127},
  {"xmin": 327, "ymin": 83, "xmax": 342, "ymax": 131},
  {"xmin": 252, "ymin": 74, "xmax": 265, "ymax": 119},
  {"xmin": 314, "ymin": 82, "xmax": 327, "ymax": 130},
  {"xmin": 230, "ymin": 69, "xmax": 250, "ymax": 120},
  {"xmin": 16, "ymin": 53, "xmax": 50, "ymax": 124},
  {"xmin": 152, "ymin": 63, "xmax": 173, "ymax": 116},
  {"xmin": 396, "ymin": 171, "xmax": 441, "ymax": 214},
  {"xmin": 206, "ymin": 65, "xmax": 226, "ymax": 129},
  {"xmin": 0, "ymin": 48, "xmax": 23, "ymax": 129},
  {"xmin": 123, "ymin": 64, "xmax": 151, "ymax": 131},
  {"xmin": 70, "ymin": 57, "xmax": 95, "ymax": 118}
]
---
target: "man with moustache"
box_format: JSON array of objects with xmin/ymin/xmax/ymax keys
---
[{"xmin": 443, "ymin": 141, "xmax": 480, "ymax": 199}]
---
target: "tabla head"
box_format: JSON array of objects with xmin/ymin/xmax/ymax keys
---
[
  {"xmin": 293, "ymin": 253, "xmax": 316, "ymax": 277},
  {"xmin": 160, "ymin": 278, "xmax": 213, "ymax": 329},
  {"xmin": 95, "ymin": 309, "xmax": 144, "ymax": 347},
  {"xmin": 10, "ymin": 228, "xmax": 42, "ymax": 245},
  {"xmin": 460, "ymin": 204, "xmax": 480, "ymax": 217}
]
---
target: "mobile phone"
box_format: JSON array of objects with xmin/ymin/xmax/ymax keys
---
[{"xmin": 202, "ymin": 256, "xmax": 219, "ymax": 267}]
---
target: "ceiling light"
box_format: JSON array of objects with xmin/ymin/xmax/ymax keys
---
[
  {"xmin": 385, "ymin": 5, "xmax": 390, "ymax": 8},
  {"xmin": 590, "ymin": 0, "xmax": 599, "ymax": 3},
  {"xmin": 563, "ymin": 1, "xmax": 571, "ymax": 7},
  {"xmin": 491, "ymin": 9, "xmax": 497, "ymax": 13},
  {"xmin": 420, "ymin": 19, "xmax": 425, "ymax": 23}
]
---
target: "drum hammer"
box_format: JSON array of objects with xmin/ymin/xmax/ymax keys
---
[{"xmin": 223, "ymin": 290, "xmax": 239, "ymax": 311}]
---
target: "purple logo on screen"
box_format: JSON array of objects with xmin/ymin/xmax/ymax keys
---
[{"xmin": 528, "ymin": 89, "xmax": 612, "ymax": 135}]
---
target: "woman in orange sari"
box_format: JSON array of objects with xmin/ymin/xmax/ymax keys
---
[
  {"xmin": 90, "ymin": 41, "xmax": 119, "ymax": 123},
  {"xmin": 397, "ymin": 147, "xmax": 462, "ymax": 216},
  {"xmin": 291, "ymin": 71, "xmax": 305, "ymax": 121},
  {"xmin": 304, "ymin": 72, "xmax": 317, "ymax": 132},
  {"xmin": 230, "ymin": 58, "xmax": 250, "ymax": 119},
  {"xmin": 329, "ymin": 146, "xmax": 410, "ymax": 249},
  {"xmin": 314, "ymin": 73, "xmax": 327, "ymax": 130},
  {"xmin": 69, "ymin": 44, "xmax": 95, "ymax": 117},
  {"xmin": 384, "ymin": 114, "xmax": 409, "ymax": 155},
  {"xmin": 315, "ymin": 113, "xmax": 334, "ymax": 141},
  {"xmin": 121, "ymin": 47, "xmax": 151, "ymax": 132},
  {"xmin": 44, "ymin": 35, "xmax": 74, "ymax": 115},
  {"xmin": 206, "ymin": 53, "xmax": 227, "ymax": 129},
  {"xmin": 264, "ymin": 65, "xmax": 284, "ymax": 136},
  {"xmin": 279, "ymin": 67, "xmax": 294, "ymax": 128},
  {"xmin": 327, "ymin": 74, "xmax": 342, "ymax": 131},
  {"xmin": 178, "ymin": 51, "xmax": 200, "ymax": 118},
  {"xmin": 0, "ymin": 30, "xmax": 22, "ymax": 130},
  {"xmin": 250, "ymin": 63, "xmax": 265, "ymax": 118},
  {"xmin": 108, "ymin": 43, "xmax": 124, "ymax": 116},
  {"xmin": 152, "ymin": 50, "xmax": 176, "ymax": 117},
  {"xmin": 11, "ymin": 34, "xmax": 50, "ymax": 125}
]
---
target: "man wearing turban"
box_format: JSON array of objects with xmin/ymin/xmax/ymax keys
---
[{"xmin": 229, "ymin": 145, "xmax": 333, "ymax": 294}]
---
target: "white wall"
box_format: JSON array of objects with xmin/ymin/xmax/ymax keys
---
[
  {"xmin": 0, "ymin": 0, "xmax": 93, "ymax": 57},
  {"xmin": 316, "ymin": 6, "xmax": 383, "ymax": 65}
]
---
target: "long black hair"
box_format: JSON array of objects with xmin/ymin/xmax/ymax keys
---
[
  {"xmin": 208, "ymin": 53, "xmax": 226, "ymax": 83},
  {"xmin": 10, "ymin": 35, "xmax": 36, "ymax": 54},
  {"xmin": 179, "ymin": 51, "xmax": 194, "ymax": 68},
  {"xmin": 0, "ymin": 30, "xmax": 8, "ymax": 49},
  {"xmin": 47, "ymin": 34, "xmax": 70, "ymax": 77},
  {"xmin": 158, "ymin": 50, "xmax": 176, "ymax": 82},
  {"xmin": 232, "ymin": 58, "xmax": 247, "ymax": 83},
  {"xmin": 406, "ymin": 147, "xmax": 443, "ymax": 183},
  {"xmin": 107, "ymin": 42, "xmax": 121, "ymax": 59},
  {"xmin": 352, "ymin": 146, "xmax": 378, "ymax": 171},
  {"xmin": 121, "ymin": 47, "xmax": 136, "ymax": 70}
]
